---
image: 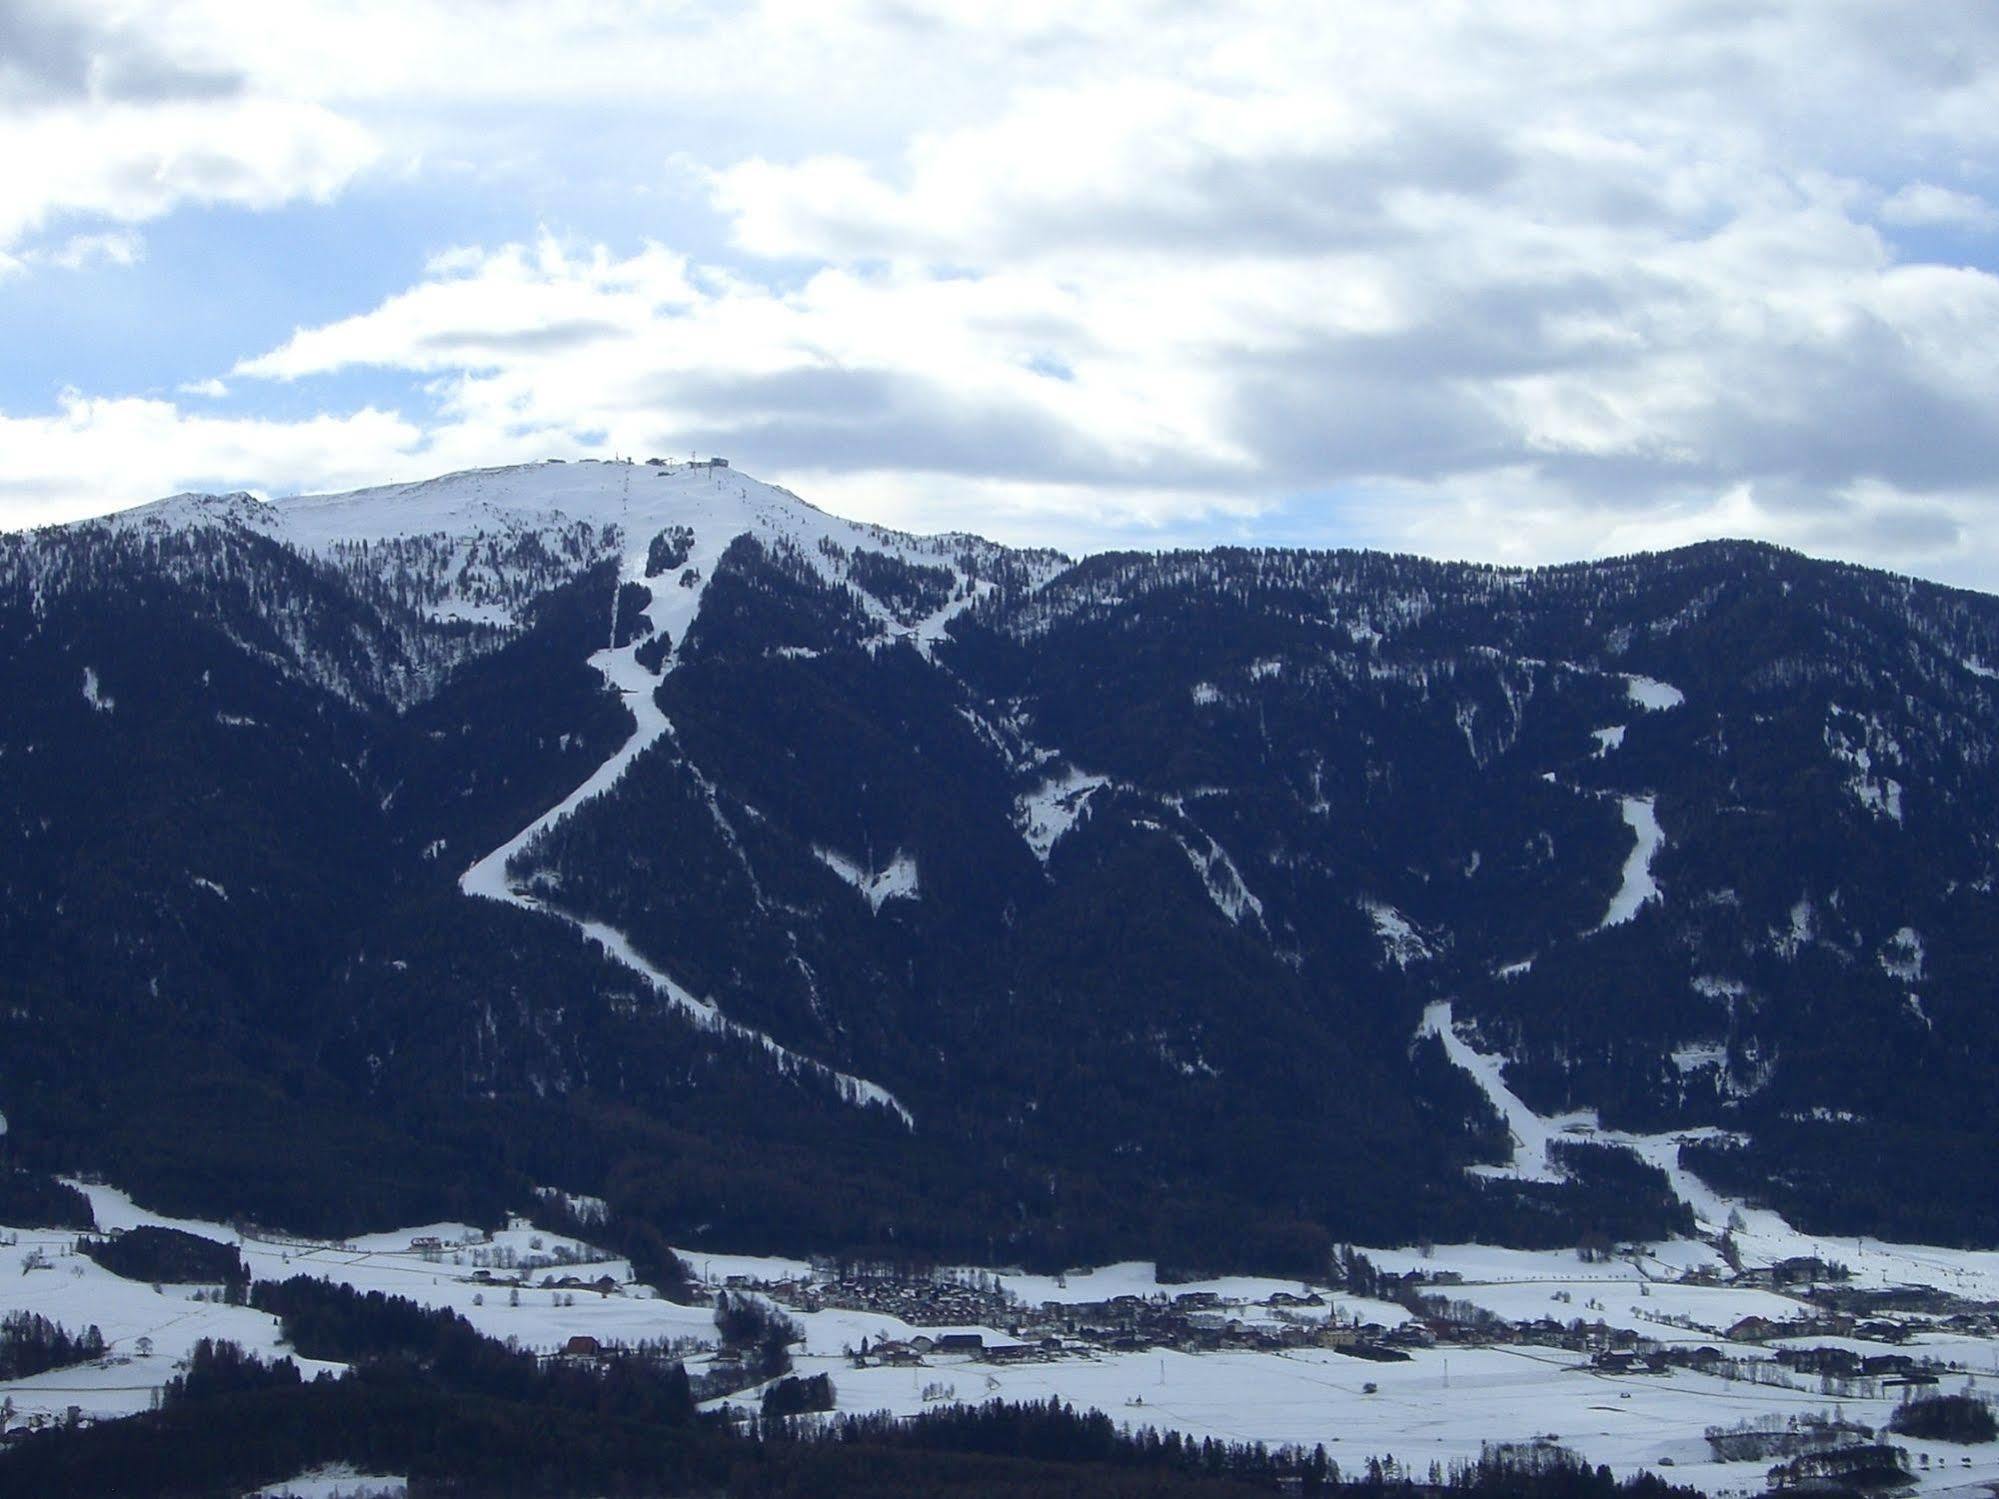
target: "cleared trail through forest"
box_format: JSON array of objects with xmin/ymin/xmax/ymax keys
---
[{"xmin": 459, "ymin": 513, "xmax": 913, "ymax": 1127}]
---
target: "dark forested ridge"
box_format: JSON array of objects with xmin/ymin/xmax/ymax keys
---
[{"xmin": 3, "ymin": 466, "xmax": 1997, "ymax": 1280}]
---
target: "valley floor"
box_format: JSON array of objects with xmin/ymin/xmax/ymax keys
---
[
  {"xmin": 7, "ymin": 1005, "xmax": 1998, "ymax": 1494},
  {"xmin": 7, "ymin": 1178, "xmax": 1999, "ymax": 1496}
]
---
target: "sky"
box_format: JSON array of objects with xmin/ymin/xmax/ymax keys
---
[{"xmin": 4, "ymin": 1, "xmax": 1999, "ymax": 588}]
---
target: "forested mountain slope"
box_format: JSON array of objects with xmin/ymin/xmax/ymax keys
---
[{"xmin": 3, "ymin": 459, "xmax": 1994, "ymax": 1275}]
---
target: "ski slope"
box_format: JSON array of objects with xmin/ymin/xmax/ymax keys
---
[{"xmin": 445, "ymin": 464, "xmax": 915, "ymax": 1125}]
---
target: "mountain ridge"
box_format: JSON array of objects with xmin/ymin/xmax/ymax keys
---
[{"xmin": 3, "ymin": 459, "xmax": 1996, "ymax": 1277}]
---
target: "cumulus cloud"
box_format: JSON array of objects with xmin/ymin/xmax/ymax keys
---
[
  {"xmin": 0, "ymin": 1, "xmax": 377, "ymax": 256},
  {"xmin": 0, "ymin": 392, "xmax": 424, "ymax": 528},
  {"xmin": 1879, "ymin": 182, "xmax": 1999, "ymax": 230},
  {"xmin": 0, "ymin": 0, "xmax": 242, "ymax": 108},
  {"xmin": 8, "ymin": 1, "xmax": 1999, "ymax": 588},
  {"xmin": 0, "ymin": 97, "xmax": 377, "ymax": 250}
]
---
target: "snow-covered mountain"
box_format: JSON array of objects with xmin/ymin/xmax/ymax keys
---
[{"xmin": 4, "ymin": 459, "xmax": 1998, "ymax": 1275}]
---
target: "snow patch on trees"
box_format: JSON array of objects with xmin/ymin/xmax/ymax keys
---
[
  {"xmin": 1773, "ymin": 898, "xmax": 1816, "ymax": 959},
  {"xmin": 248, "ymin": 1466, "xmax": 408, "ymax": 1499},
  {"xmin": 1014, "ymin": 767, "xmax": 1110, "ymax": 863},
  {"xmin": 1669, "ymin": 1041, "xmax": 1727, "ymax": 1075},
  {"xmin": 80, "ymin": 666, "xmax": 112, "ymax": 713},
  {"xmin": 1170, "ymin": 827, "xmax": 1264, "ymax": 928},
  {"xmin": 813, "ymin": 845, "xmax": 920, "ymax": 913},
  {"xmin": 1880, "ymin": 927, "xmax": 1926, "ymax": 983},
  {"xmin": 1363, "ymin": 901, "xmax": 1432, "ymax": 968},
  {"xmin": 1825, "ymin": 707, "xmax": 1905, "ymax": 825}
]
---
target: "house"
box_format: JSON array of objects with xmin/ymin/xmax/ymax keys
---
[
  {"xmin": 1726, "ymin": 1315, "xmax": 1782, "ymax": 1342},
  {"xmin": 1855, "ymin": 1320, "xmax": 1909, "ymax": 1343},
  {"xmin": 933, "ymin": 1333, "xmax": 984, "ymax": 1355},
  {"xmin": 564, "ymin": 1335, "xmax": 601, "ymax": 1358}
]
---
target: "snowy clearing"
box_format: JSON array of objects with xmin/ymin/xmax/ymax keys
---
[
  {"xmin": 1598, "ymin": 796, "xmax": 1663, "ymax": 928},
  {"xmin": 1014, "ymin": 766, "xmax": 1111, "ymax": 862},
  {"xmin": 1624, "ymin": 676, "xmax": 1685, "ymax": 710},
  {"xmin": 813, "ymin": 845, "xmax": 920, "ymax": 912},
  {"xmin": 248, "ymin": 1467, "xmax": 408, "ymax": 1499}
]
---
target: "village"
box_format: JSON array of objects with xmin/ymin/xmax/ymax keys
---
[{"xmin": 11, "ymin": 1182, "xmax": 1999, "ymax": 1496}]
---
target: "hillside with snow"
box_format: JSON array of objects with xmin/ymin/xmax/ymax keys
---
[{"xmin": 3, "ymin": 458, "xmax": 1998, "ymax": 1285}]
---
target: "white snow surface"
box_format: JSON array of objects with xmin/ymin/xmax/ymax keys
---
[
  {"xmin": 1669, "ymin": 1042, "xmax": 1728, "ymax": 1075},
  {"xmin": 1364, "ymin": 901, "xmax": 1432, "ymax": 968},
  {"xmin": 80, "ymin": 665, "xmax": 113, "ymax": 713},
  {"xmin": 248, "ymin": 1467, "xmax": 407, "ymax": 1499},
  {"xmin": 14, "ymin": 1174, "xmax": 1999, "ymax": 1494},
  {"xmin": 813, "ymin": 845, "xmax": 921, "ymax": 912},
  {"xmin": 1880, "ymin": 926, "xmax": 1926, "ymax": 983},
  {"xmin": 1624, "ymin": 675, "xmax": 1685, "ymax": 710},
  {"xmin": 1825, "ymin": 707, "xmax": 1906, "ymax": 825},
  {"xmin": 1417, "ymin": 1004, "xmax": 1999, "ymax": 1298},
  {"xmin": 1420, "ymin": 1002, "xmax": 1592, "ymax": 1184},
  {"xmin": 1170, "ymin": 824, "xmax": 1264, "ymax": 927},
  {"xmin": 1597, "ymin": 795, "xmax": 1663, "ymax": 928},
  {"xmin": 1014, "ymin": 766, "xmax": 1111, "ymax": 862},
  {"xmin": 1590, "ymin": 725, "xmax": 1626, "ymax": 757},
  {"xmin": 104, "ymin": 459, "xmax": 1055, "ymax": 642}
]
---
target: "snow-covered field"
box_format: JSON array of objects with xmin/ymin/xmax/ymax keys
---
[
  {"xmin": 248, "ymin": 1466, "xmax": 406, "ymax": 1499},
  {"xmin": 10, "ymin": 1166, "xmax": 1999, "ymax": 1497}
]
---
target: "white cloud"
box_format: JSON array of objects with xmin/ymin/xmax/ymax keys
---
[
  {"xmin": 0, "ymin": 392, "xmax": 424, "ymax": 528},
  {"xmin": 38, "ymin": 229, "xmax": 143, "ymax": 269},
  {"xmin": 8, "ymin": 1, "xmax": 1999, "ymax": 588},
  {"xmin": 0, "ymin": 97, "xmax": 377, "ymax": 250},
  {"xmin": 1879, "ymin": 182, "xmax": 1999, "ymax": 231}
]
